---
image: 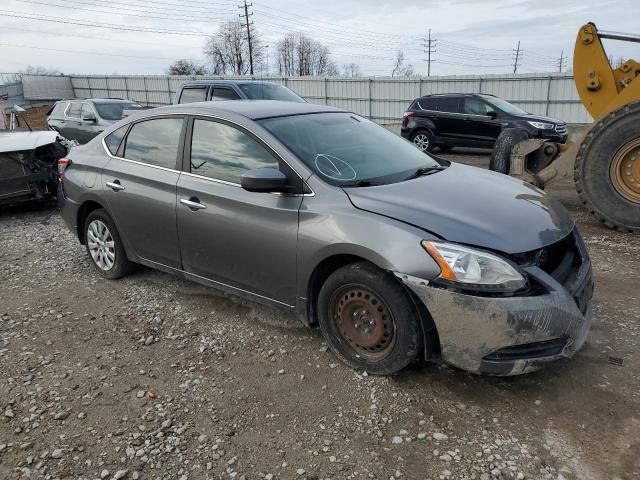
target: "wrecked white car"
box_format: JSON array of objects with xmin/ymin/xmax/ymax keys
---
[{"xmin": 0, "ymin": 110, "xmax": 72, "ymax": 205}]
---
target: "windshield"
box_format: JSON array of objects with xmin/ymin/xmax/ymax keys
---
[
  {"xmin": 484, "ymin": 97, "xmax": 528, "ymax": 115},
  {"xmin": 238, "ymin": 83, "xmax": 305, "ymax": 103},
  {"xmin": 94, "ymin": 102, "xmax": 143, "ymax": 120},
  {"xmin": 260, "ymin": 113, "xmax": 441, "ymax": 186}
]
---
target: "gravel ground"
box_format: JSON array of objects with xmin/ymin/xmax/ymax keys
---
[{"xmin": 1, "ymin": 151, "xmax": 639, "ymax": 480}]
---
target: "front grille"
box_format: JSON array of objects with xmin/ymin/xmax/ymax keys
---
[
  {"xmin": 483, "ymin": 337, "xmax": 567, "ymax": 362},
  {"xmin": 555, "ymin": 123, "xmax": 568, "ymax": 135}
]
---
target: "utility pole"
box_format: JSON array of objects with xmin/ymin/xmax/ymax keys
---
[
  {"xmin": 265, "ymin": 45, "xmax": 269, "ymax": 76},
  {"xmin": 513, "ymin": 40, "xmax": 521, "ymax": 74},
  {"xmin": 422, "ymin": 28, "xmax": 436, "ymax": 76},
  {"xmin": 239, "ymin": 0, "xmax": 254, "ymax": 76},
  {"xmin": 557, "ymin": 50, "xmax": 566, "ymax": 72}
]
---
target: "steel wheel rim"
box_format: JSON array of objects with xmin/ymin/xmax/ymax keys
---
[
  {"xmin": 610, "ymin": 138, "xmax": 640, "ymax": 204},
  {"xmin": 331, "ymin": 285, "xmax": 396, "ymax": 361},
  {"xmin": 87, "ymin": 219, "xmax": 116, "ymax": 271},
  {"xmin": 413, "ymin": 134, "xmax": 430, "ymax": 151}
]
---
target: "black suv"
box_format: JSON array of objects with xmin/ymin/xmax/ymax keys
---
[{"xmin": 401, "ymin": 93, "xmax": 568, "ymax": 152}]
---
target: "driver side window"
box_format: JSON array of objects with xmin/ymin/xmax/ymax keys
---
[
  {"xmin": 464, "ymin": 98, "xmax": 493, "ymax": 116},
  {"xmin": 189, "ymin": 119, "xmax": 280, "ymax": 184}
]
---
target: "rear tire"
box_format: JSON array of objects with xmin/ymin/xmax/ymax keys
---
[
  {"xmin": 490, "ymin": 128, "xmax": 530, "ymax": 174},
  {"xmin": 411, "ymin": 129, "xmax": 434, "ymax": 153},
  {"xmin": 317, "ymin": 262, "xmax": 423, "ymax": 375},
  {"xmin": 84, "ymin": 209, "xmax": 134, "ymax": 279},
  {"xmin": 575, "ymin": 101, "xmax": 640, "ymax": 233}
]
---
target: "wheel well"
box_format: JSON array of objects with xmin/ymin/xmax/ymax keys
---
[
  {"xmin": 77, "ymin": 201, "xmax": 104, "ymax": 244},
  {"xmin": 306, "ymin": 255, "xmax": 441, "ymax": 359},
  {"xmin": 306, "ymin": 254, "xmax": 368, "ymax": 326}
]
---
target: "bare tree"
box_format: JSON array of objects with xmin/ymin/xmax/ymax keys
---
[
  {"xmin": 276, "ymin": 33, "xmax": 337, "ymax": 76},
  {"xmin": 342, "ymin": 63, "xmax": 361, "ymax": 77},
  {"xmin": 391, "ymin": 51, "xmax": 415, "ymax": 78},
  {"xmin": 203, "ymin": 20, "xmax": 263, "ymax": 75},
  {"xmin": 167, "ymin": 59, "xmax": 207, "ymax": 76},
  {"xmin": 19, "ymin": 65, "xmax": 62, "ymax": 75}
]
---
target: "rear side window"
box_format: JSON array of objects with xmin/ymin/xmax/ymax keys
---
[
  {"xmin": 123, "ymin": 117, "xmax": 183, "ymax": 169},
  {"xmin": 179, "ymin": 87, "xmax": 207, "ymax": 104},
  {"xmin": 67, "ymin": 102, "xmax": 83, "ymax": 118},
  {"xmin": 189, "ymin": 119, "xmax": 279, "ymax": 184},
  {"xmin": 104, "ymin": 125, "xmax": 129, "ymax": 155},
  {"xmin": 436, "ymin": 97, "xmax": 461, "ymax": 113},
  {"xmin": 49, "ymin": 102, "xmax": 68, "ymax": 118},
  {"xmin": 211, "ymin": 87, "xmax": 241, "ymax": 101},
  {"xmin": 417, "ymin": 97, "xmax": 437, "ymax": 110}
]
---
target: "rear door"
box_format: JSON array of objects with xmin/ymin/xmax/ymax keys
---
[
  {"xmin": 102, "ymin": 116, "xmax": 185, "ymax": 269},
  {"xmin": 176, "ymin": 116, "xmax": 301, "ymax": 305},
  {"xmin": 434, "ymin": 97, "xmax": 463, "ymax": 140},
  {"xmin": 462, "ymin": 97, "xmax": 502, "ymax": 145}
]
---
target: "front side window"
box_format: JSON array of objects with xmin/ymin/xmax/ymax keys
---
[
  {"xmin": 67, "ymin": 102, "xmax": 83, "ymax": 118},
  {"xmin": 81, "ymin": 103, "xmax": 95, "ymax": 119},
  {"xmin": 104, "ymin": 125, "xmax": 129, "ymax": 155},
  {"xmin": 260, "ymin": 113, "xmax": 441, "ymax": 186},
  {"xmin": 94, "ymin": 102, "xmax": 142, "ymax": 121},
  {"xmin": 464, "ymin": 98, "xmax": 493, "ymax": 116},
  {"xmin": 123, "ymin": 117, "xmax": 183, "ymax": 169},
  {"xmin": 211, "ymin": 87, "xmax": 241, "ymax": 101},
  {"xmin": 190, "ymin": 119, "xmax": 279, "ymax": 184},
  {"xmin": 238, "ymin": 83, "xmax": 305, "ymax": 102},
  {"xmin": 179, "ymin": 87, "xmax": 207, "ymax": 104}
]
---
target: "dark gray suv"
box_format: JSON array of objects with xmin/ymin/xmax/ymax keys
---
[{"xmin": 59, "ymin": 101, "xmax": 593, "ymax": 376}]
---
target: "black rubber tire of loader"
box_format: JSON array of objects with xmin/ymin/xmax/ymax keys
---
[
  {"xmin": 575, "ymin": 101, "xmax": 640, "ymax": 233},
  {"xmin": 489, "ymin": 128, "xmax": 530, "ymax": 174}
]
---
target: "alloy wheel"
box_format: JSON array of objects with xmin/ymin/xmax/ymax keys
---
[
  {"xmin": 87, "ymin": 219, "xmax": 116, "ymax": 271},
  {"xmin": 413, "ymin": 133, "xmax": 430, "ymax": 151}
]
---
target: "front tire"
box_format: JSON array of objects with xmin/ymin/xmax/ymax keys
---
[
  {"xmin": 84, "ymin": 209, "xmax": 134, "ymax": 279},
  {"xmin": 490, "ymin": 128, "xmax": 530, "ymax": 174},
  {"xmin": 317, "ymin": 262, "xmax": 423, "ymax": 375}
]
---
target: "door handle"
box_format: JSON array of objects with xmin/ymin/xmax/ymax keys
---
[
  {"xmin": 106, "ymin": 180, "xmax": 125, "ymax": 191},
  {"xmin": 180, "ymin": 198, "xmax": 206, "ymax": 210}
]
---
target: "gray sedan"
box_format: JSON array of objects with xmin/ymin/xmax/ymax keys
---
[{"xmin": 59, "ymin": 101, "xmax": 593, "ymax": 376}]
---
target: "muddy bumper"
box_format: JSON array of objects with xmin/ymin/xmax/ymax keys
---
[{"xmin": 398, "ymin": 263, "xmax": 593, "ymax": 375}]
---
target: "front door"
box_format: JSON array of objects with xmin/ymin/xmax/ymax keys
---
[
  {"xmin": 102, "ymin": 116, "xmax": 185, "ymax": 269},
  {"xmin": 462, "ymin": 97, "xmax": 503, "ymax": 146},
  {"xmin": 176, "ymin": 117, "xmax": 301, "ymax": 306}
]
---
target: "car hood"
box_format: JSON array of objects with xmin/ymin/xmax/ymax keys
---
[
  {"xmin": 0, "ymin": 130, "xmax": 58, "ymax": 153},
  {"xmin": 344, "ymin": 163, "xmax": 574, "ymax": 254},
  {"xmin": 523, "ymin": 113, "xmax": 564, "ymax": 124}
]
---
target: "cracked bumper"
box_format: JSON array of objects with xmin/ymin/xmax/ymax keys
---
[{"xmin": 397, "ymin": 263, "xmax": 593, "ymax": 375}]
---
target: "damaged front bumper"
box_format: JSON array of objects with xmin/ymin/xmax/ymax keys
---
[{"xmin": 396, "ymin": 253, "xmax": 593, "ymax": 376}]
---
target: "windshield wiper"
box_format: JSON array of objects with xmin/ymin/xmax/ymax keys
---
[
  {"xmin": 341, "ymin": 180, "xmax": 383, "ymax": 188},
  {"xmin": 404, "ymin": 165, "xmax": 447, "ymax": 181}
]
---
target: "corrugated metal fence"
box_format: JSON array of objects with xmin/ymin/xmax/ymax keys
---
[{"xmin": 56, "ymin": 73, "xmax": 592, "ymax": 124}]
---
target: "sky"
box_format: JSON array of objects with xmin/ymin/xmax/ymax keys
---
[{"xmin": 0, "ymin": 0, "xmax": 638, "ymax": 77}]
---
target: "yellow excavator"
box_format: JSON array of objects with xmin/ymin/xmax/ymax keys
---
[{"xmin": 490, "ymin": 23, "xmax": 640, "ymax": 232}]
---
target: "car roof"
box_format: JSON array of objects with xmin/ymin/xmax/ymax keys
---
[
  {"xmin": 179, "ymin": 80, "xmax": 285, "ymax": 87},
  {"xmin": 142, "ymin": 100, "xmax": 345, "ymax": 120},
  {"xmin": 420, "ymin": 93, "xmax": 496, "ymax": 99}
]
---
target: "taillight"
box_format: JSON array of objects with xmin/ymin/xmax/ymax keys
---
[
  {"xmin": 58, "ymin": 157, "xmax": 72, "ymax": 180},
  {"xmin": 403, "ymin": 111, "xmax": 414, "ymax": 118}
]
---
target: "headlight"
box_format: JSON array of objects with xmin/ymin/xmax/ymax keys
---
[
  {"xmin": 421, "ymin": 241, "xmax": 526, "ymax": 292},
  {"xmin": 528, "ymin": 121, "xmax": 554, "ymax": 130}
]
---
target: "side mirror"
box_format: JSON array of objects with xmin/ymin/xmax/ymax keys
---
[
  {"xmin": 241, "ymin": 168, "xmax": 288, "ymax": 193},
  {"xmin": 486, "ymin": 110, "xmax": 497, "ymax": 119}
]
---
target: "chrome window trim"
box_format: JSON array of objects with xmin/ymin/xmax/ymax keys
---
[{"xmin": 100, "ymin": 110, "xmax": 314, "ymax": 196}]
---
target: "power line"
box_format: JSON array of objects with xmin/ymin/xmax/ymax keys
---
[{"xmin": 238, "ymin": 0, "xmax": 254, "ymax": 75}]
